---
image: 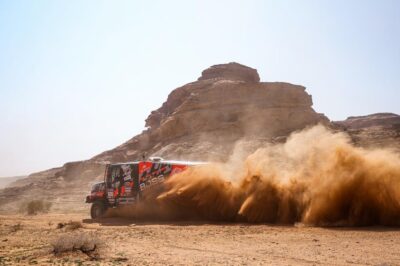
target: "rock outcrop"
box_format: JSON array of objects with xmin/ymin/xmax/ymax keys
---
[
  {"xmin": 334, "ymin": 113, "xmax": 400, "ymax": 152},
  {"xmin": 94, "ymin": 63, "xmax": 329, "ymax": 163},
  {"xmin": 335, "ymin": 113, "xmax": 400, "ymax": 130}
]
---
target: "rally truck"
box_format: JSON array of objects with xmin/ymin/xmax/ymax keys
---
[{"xmin": 85, "ymin": 157, "xmax": 203, "ymax": 219}]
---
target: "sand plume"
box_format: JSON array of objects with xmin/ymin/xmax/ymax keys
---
[{"xmin": 117, "ymin": 125, "xmax": 400, "ymax": 226}]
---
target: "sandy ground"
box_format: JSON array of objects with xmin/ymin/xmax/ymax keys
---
[{"xmin": 0, "ymin": 213, "xmax": 399, "ymax": 265}]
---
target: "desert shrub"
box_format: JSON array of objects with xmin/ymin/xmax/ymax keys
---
[
  {"xmin": 19, "ymin": 199, "xmax": 52, "ymax": 215},
  {"xmin": 51, "ymin": 233, "xmax": 100, "ymax": 258}
]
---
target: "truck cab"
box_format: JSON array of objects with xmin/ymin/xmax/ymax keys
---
[{"xmin": 86, "ymin": 158, "xmax": 203, "ymax": 219}]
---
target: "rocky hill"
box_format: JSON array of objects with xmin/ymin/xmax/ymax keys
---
[
  {"xmin": 1, "ymin": 62, "xmax": 399, "ymax": 213},
  {"xmin": 334, "ymin": 113, "xmax": 400, "ymax": 153}
]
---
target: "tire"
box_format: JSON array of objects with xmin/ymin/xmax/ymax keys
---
[{"xmin": 90, "ymin": 201, "xmax": 107, "ymax": 219}]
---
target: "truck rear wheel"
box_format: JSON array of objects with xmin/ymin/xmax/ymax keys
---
[{"xmin": 90, "ymin": 201, "xmax": 107, "ymax": 219}]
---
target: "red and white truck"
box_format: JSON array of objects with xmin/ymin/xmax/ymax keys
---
[{"xmin": 85, "ymin": 157, "xmax": 203, "ymax": 218}]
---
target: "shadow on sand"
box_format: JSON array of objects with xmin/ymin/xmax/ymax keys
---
[
  {"xmin": 82, "ymin": 217, "xmax": 234, "ymax": 226},
  {"xmin": 81, "ymin": 217, "xmax": 400, "ymax": 231}
]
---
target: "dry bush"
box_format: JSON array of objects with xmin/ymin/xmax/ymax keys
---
[
  {"xmin": 19, "ymin": 199, "xmax": 52, "ymax": 215},
  {"xmin": 51, "ymin": 233, "xmax": 101, "ymax": 258}
]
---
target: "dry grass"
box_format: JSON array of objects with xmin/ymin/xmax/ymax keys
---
[
  {"xmin": 51, "ymin": 232, "xmax": 101, "ymax": 259},
  {"xmin": 1, "ymin": 213, "xmax": 399, "ymax": 265}
]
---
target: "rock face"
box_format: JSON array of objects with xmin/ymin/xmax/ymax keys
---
[
  {"xmin": 0, "ymin": 62, "xmax": 332, "ymax": 212},
  {"xmin": 335, "ymin": 113, "xmax": 400, "ymax": 130},
  {"xmin": 334, "ymin": 113, "xmax": 400, "ymax": 152}
]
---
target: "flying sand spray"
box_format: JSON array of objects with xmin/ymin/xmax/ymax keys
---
[{"xmin": 112, "ymin": 125, "xmax": 400, "ymax": 226}]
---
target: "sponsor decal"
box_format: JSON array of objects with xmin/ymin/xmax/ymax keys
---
[{"xmin": 138, "ymin": 162, "xmax": 187, "ymax": 191}]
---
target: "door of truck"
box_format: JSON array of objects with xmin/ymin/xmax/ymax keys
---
[{"xmin": 105, "ymin": 163, "xmax": 139, "ymax": 206}]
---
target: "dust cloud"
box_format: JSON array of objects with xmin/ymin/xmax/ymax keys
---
[{"xmin": 115, "ymin": 125, "xmax": 400, "ymax": 226}]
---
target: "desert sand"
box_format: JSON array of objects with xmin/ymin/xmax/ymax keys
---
[{"xmin": 1, "ymin": 212, "xmax": 399, "ymax": 265}]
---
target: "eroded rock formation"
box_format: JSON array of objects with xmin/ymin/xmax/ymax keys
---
[{"xmin": 94, "ymin": 62, "xmax": 329, "ymax": 163}]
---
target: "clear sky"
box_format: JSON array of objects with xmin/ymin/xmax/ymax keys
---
[{"xmin": 0, "ymin": 0, "xmax": 399, "ymax": 177}]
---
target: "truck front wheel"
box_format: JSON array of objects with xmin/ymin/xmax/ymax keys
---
[{"xmin": 90, "ymin": 201, "xmax": 107, "ymax": 219}]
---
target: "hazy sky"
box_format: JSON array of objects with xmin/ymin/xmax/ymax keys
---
[{"xmin": 0, "ymin": 0, "xmax": 399, "ymax": 177}]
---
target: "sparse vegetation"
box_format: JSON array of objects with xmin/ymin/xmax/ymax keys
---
[
  {"xmin": 51, "ymin": 233, "xmax": 100, "ymax": 259},
  {"xmin": 19, "ymin": 200, "xmax": 52, "ymax": 215}
]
